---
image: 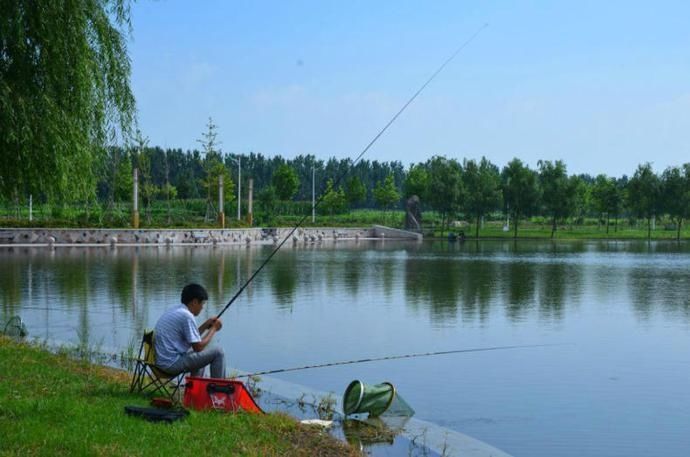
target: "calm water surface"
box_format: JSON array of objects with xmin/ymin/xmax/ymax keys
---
[{"xmin": 2, "ymin": 240, "xmax": 690, "ymax": 457}]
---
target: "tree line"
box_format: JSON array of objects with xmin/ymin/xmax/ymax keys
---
[
  {"xmin": 57, "ymin": 132, "xmax": 690, "ymax": 240},
  {"xmin": 3, "ymin": 115, "xmax": 690, "ymax": 238},
  {"xmin": 87, "ymin": 119, "xmax": 407, "ymax": 222},
  {"xmin": 405, "ymin": 157, "xmax": 690, "ymax": 240}
]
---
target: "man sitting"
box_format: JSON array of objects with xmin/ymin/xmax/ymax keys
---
[{"xmin": 154, "ymin": 283, "xmax": 225, "ymax": 378}]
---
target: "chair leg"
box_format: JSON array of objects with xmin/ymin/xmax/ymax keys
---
[
  {"xmin": 129, "ymin": 339, "xmax": 147, "ymax": 393},
  {"xmin": 130, "ymin": 363, "xmax": 188, "ymax": 404},
  {"xmin": 129, "ymin": 361, "xmax": 144, "ymax": 393},
  {"xmin": 170, "ymin": 373, "xmax": 187, "ymax": 403}
]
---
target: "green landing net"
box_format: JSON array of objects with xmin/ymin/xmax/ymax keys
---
[
  {"xmin": 2, "ymin": 316, "xmax": 28, "ymax": 339},
  {"xmin": 342, "ymin": 380, "xmax": 414, "ymax": 418}
]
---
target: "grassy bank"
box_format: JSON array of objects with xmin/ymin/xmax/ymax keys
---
[
  {"xmin": 0, "ymin": 337, "xmax": 357, "ymax": 456},
  {"xmin": 2, "ymin": 199, "xmax": 689, "ymax": 241},
  {"xmin": 0, "ymin": 200, "xmax": 402, "ymax": 229},
  {"xmin": 432, "ymin": 221, "xmax": 690, "ymax": 241}
]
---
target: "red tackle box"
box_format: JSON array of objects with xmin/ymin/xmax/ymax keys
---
[{"xmin": 183, "ymin": 376, "xmax": 263, "ymax": 413}]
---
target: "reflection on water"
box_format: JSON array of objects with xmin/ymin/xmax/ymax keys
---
[
  {"xmin": 270, "ymin": 252, "xmax": 298, "ymax": 311},
  {"xmin": 2, "ymin": 240, "xmax": 690, "ymax": 457},
  {"xmin": 3, "ymin": 240, "xmax": 690, "ymax": 347}
]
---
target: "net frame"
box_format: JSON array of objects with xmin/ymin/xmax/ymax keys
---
[
  {"xmin": 343, "ymin": 380, "xmax": 414, "ymax": 418},
  {"xmin": 2, "ymin": 316, "xmax": 28, "ymax": 338}
]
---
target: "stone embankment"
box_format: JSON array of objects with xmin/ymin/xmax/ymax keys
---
[{"xmin": 0, "ymin": 226, "xmax": 421, "ymax": 246}]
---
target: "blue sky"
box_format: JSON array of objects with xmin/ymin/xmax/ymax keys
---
[{"xmin": 128, "ymin": 0, "xmax": 690, "ymax": 177}]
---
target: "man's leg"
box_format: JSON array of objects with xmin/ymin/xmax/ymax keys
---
[{"xmin": 164, "ymin": 346, "xmax": 225, "ymax": 378}]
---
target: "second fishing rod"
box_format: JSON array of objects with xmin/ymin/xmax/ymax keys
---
[{"xmin": 214, "ymin": 24, "xmax": 488, "ymax": 321}]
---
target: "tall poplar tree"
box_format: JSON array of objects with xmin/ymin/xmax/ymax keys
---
[
  {"xmin": 425, "ymin": 156, "xmax": 463, "ymax": 235},
  {"xmin": 272, "ymin": 164, "xmax": 300, "ymax": 201},
  {"xmin": 627, "ymin": 163, "xmax": 661, "ymax": 240},
  {"xmin": 538, "ymin": 160, "xmax": 576, "ymax": 238},
  {"xmin": 373, "ymin": 175, "xmax": 401, "ymax": 221},
  {"xmin": 501, "ymin": 158, "xmax": 540, "ymax": 239},
  {"xmin": 463, "ymin": 157, "xmax": 501, "ymax": 238},
  {"xmin": 660, "ymin": 164, "xmax": 690, "ymax": 241}
]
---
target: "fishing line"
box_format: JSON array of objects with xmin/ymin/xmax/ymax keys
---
[
  {"xmin": 216, "ymin": 23, "xmax": 489, "ymax": 320},
  {"xmin": 235, "ymin": 343, "xmax": 567, "ymax": 377}
]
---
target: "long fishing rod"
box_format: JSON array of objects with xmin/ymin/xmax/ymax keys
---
[
  {"xmin": 235, "ymin": 343, "xmax": 566, "ymax": 377},
  {"xmin": 215, "ymin": 24, "xmax": 489, "ymax": 320}
]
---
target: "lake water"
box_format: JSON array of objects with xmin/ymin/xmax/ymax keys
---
[{"xmin": 2, "ymin": 240, "xmax": 690, "ymax": 457}]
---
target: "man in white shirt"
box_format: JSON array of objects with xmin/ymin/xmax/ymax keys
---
[{"xmin": 154, "ymin": 283, "xmax": 225, "ymax": 378}]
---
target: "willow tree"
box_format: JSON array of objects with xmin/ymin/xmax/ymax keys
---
[{"xmin": 0, "ymin": 1, "xmax": 135, "ymax": 202}]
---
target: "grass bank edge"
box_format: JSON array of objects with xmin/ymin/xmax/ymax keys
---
[{"xmin": 0, "ymin": 336, "xmax": 359, "ymax": 457}]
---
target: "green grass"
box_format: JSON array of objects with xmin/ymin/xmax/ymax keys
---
[
  {"xmin": 0, "ymin": 200, "xmax": 406, "ymax": 230},
  {"xmin": 0, "ymin": 200, "xmax": 402, "ymax": 229},
  {"xmin": 439, "ymin": 220, "xmax": 690, "ymax": 241},
  {"xmin": 0, "ymin": 200, "xmax": 245, "ymax": 229},
  {"xmin": 2, "ymin": 200, "xmax": 689, "ymax": 241},
  {"xmin": 270, "ymin": 209, "xmax": 405, "ymax": 227},
  {"xmin": 0, "ymin": 337, "xmax": 357, "ymax": 457}
]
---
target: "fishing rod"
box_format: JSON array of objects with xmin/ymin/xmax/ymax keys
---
[
  {"xmin": 235, "ymin": 343, "xmax": 567, "ymax": 378},
  {"xmin": 215, "ymin": 24, "xmax": 489, "ymax": 320}
]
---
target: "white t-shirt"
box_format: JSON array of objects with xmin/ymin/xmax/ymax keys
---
[{"xmin": 153, "ymin": 304, "xmax": 202, "ymax": 368}]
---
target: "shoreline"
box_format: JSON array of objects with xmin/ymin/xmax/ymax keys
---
[
  {"xmin": 1, "ymin": 335, "xmax": 511, "ymax": 457},
  {"xmin": 0, "ymin": 226, "xmax": 421, "ymax": 246},
  {"xmin": 0, "ymin": 336, "xmax": 359, "ymax": 456},
  {"xmin": 1, "ymin": 226, "xmax": 687, "ymax": 246}
]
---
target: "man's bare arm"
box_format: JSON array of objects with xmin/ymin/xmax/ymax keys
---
[{"xmin": 192, "ymin": 319, "xmax": 222, "ymax": 352}]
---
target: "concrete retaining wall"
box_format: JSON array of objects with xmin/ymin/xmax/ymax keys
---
[
  {"xmin": 372, "ymin": 224, "xmax": 422, "ymax": 241},
  {"xmin": 0, "ymin": 226, "xmax": 422, "ymax": 246}
]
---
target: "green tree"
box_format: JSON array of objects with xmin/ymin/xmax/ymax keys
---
[
  {"xmin": 501, "ymin": 158, "xmax": 540, "ymax": 239},
  {"xmin": 570, "ymin": 175, "xmax": 590, "ymax": 227},
  {"xmin": 660, "ymin": 164, "xmax": 690, "ymax": 241},
  {"xmin": 197, "ymin": 118, "xmax": 233, "ymax": 220},
  {"xmin": 320, "ymin": 179, "xmax": 347, "ymax": 215},
  {"xmin": 94, "ymin": 146, "xmax": 130, "ymax": 205},
  {"xmin": 538, "ymin": 160, "xmax": 577, "ymax": 238},
  {"xmin": 462, "ymin": 157, "xmax": 501, "ymax": 238},
  {"xmin": 373, "ymin": 175, "xmax": 401, "ymax": 219},
  {"xmin": 425, "ymin": 156, "xmax": 463, "ymax": 235},
  {"xmin": 344, "ymin": 176, "xmax": 367, "ymax": 209},
  {"xmin": 272, "ymin": 164, "xmax": 300, "ymax": 201},
  {"xmin": 131, "ymin": 130, "xmax": 156, "ymax": 223},
  {"xmin": 162, "ymin": 149, "xmax": 175, "ymax": 224},
  {"xmin": 159, "ymin": 183, "xmax": 177, "ymax": 202},
  {"xmin": 208, "ymin": 160, "xmax": 234, "ymax": 208},
  {"xmin": 591, "ymin": 174, "xmax": 622, "ymax": 234},
  {"xmin": 404, "ymin": 164, "xmax": 430, "ymax": 201},
  {"xmin": 627, "ymin": 163, "xmax": 661, "ymax": 240},
  {"xmin": 257, "ymin": 185, "xmax": 277, "ymax": 223},
  {"xmin": 0, "ymin": 1, "xmax": 135, "ymax": 201}
]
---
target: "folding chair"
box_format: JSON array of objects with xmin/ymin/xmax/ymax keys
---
[{"xmin": 129, "ymin": 330, "xmax": 186, "ymax": 403}]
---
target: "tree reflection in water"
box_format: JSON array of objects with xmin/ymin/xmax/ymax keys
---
[{"xmin": 1, "ymin": 240, "xmax": 689, "ymax": 346}]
